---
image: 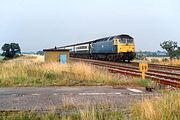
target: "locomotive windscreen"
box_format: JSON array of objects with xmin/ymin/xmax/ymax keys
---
[{"xmin": 117, "ymin": 35, "xmax": 134, "ymax": 44}]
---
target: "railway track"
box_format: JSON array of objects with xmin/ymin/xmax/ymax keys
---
[
  {"xmin": 131, "ymin": 62, "xmax": 180, "ymax": 71},
  {"xmin": 71, "ymin": 58, "xmax": 180, "ymax": 88}
]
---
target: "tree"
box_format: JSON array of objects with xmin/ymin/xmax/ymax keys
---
[
  {"xmin": 1, "ymin": 43, "xmax": 21, "ymax": 58},
  {"xmin": 160, "ymin": 40, "xmax": 178, "ymax": 59}
]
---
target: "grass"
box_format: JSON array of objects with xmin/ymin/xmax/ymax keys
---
[
  {"xmin": 164, "ymin": 59, "xmax": 180, "ymax": 66},
  {"xmin": 0, "ymin": 55, "xmax": 147, "ymax": 87},
  {"xmin": 0, "ymin": 111, "xmax": 124, "ymax": 120},
  {"xmin": 131, "ymin": 92, "xmax": 180, "ymax": 120},
  {"xmin": 0, "ymin": 104, "xmax": 125, "ymax": 120},
  {"xmin": 145, "ymin": 57, "xmax": 180, "ymax": 66}
]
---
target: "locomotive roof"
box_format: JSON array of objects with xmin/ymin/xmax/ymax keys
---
[
  {"xmin": 117, "ymin": 34, "xmax": 133, "ymax": 39},
  {"xmin": 58, "ymin": 34, "xmax": 133, "ymax": 48}
]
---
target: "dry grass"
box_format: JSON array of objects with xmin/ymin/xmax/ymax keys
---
[
  {"xmin": 135, "ymin": 57, "xmax": 180, "ymax": 66},
  {"xmin": 162, "ymin": 59, "xmax": 180, "ymax": 66},
  {"xmin": 0, "ymin": 97, "xmax": 124, "ymax": 120},
  {"xmin": 144, "ymin": 57, "xmax": 180, "ymax": 66},
  {"xmin": 0, "ymin": 55, "xmax": 146, "ymax": 87},
  {"xmin": 0, "ymin": 105, "xmax": 124, "ymax": 120},
  {"xmin": 131, "ymin": 92, "xmax": 180, "ymax": 120}
]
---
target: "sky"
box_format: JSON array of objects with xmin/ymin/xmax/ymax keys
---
[{"xmin": 0, "ymin": 0, "xmax": 180, "ymax": 52}]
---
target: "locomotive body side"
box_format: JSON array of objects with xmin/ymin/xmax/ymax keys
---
[{"xmin": 91, "ymin": 37, "xmax": 116, "ymax": 54}]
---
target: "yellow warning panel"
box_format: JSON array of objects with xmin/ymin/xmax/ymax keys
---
[{"xmin": 139, "ymin": 63, "xmax": 148, "ymax": 72}]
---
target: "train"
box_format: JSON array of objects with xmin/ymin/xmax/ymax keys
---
[{"xmin": 59, "ymin": 34, "xmax": 136, "ymax": 62}]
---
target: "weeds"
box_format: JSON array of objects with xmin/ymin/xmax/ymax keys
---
[
  {"xmin": 131, "ymin": 92, "xmax": 180, "ymax": 120},
  {"xmin": 0, "ymin": 105, "xmax": 124, "ymax": 120}
]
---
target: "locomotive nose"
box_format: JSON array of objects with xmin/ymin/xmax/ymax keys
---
[{"xmin": 118, "ymin": 45, "xmax": 135, "ymax": 53}]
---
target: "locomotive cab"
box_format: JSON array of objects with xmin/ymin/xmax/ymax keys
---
[{"xmin": 113, "ymin": 35, "xmax": 136, "ymax": 62}]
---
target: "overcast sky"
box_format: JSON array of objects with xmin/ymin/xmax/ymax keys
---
[{"xmin": 0, "ymin": 0, "xmax": 179, "ymax": 52}]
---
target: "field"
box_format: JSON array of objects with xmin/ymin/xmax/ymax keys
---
[{"xmin": 145, "ymin": 57, "xmax": 180, "ymax": 66}]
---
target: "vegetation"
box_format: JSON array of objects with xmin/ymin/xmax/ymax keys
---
[
  {"xmin": 160, "ymin": 40, "xmax": 180, "ymax": 59},
  {"xmin": 1, "ymin": 43, "xmax": 21, "ymax": 58},
  {"xmin": 0, "ymin": 55, "xmax": 146, "ymax": 87},
  {"xmin": 0, "ymin": 104, "xmax": 124, "ymax": 120},
  {"xmin": 161, "ymin": 59, "xmax": 180, "ymax": 66},
  {"xmin": 131, "ymin": 92, "xmax": 180, "ymax": 120}
]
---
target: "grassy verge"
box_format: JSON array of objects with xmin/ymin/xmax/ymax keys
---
[
  {"xmin": 131, "ymin": 92, "xmax": 180, "ymax": 120},
  {"xmin": 0, "ymin": 105, "xmax": 124, "ymax": 120},
  {"xmin": 0, "ymin": 55, "xmax": 147, "ymax": 87}
]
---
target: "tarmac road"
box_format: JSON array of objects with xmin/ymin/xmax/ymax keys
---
[{"xmin": 0, "ymin": 86, "xmax": 160, "ymax": 111}]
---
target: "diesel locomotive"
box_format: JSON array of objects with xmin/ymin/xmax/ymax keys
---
[{"xmin": 59, "ymin": 34, "xmax": 136, "ymax": 62}]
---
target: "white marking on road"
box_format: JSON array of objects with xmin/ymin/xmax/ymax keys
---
[
  {"xmin": 53, "ymin": 93, "xmax": 58, "ymax": 96},
  {"xmin": 127, "ymin": 88, "xmax": 143, "ymax": 93},
  {"xmin": 79, "ymin": 92, "xmax": 122, "ymax": 95},
  {"xmin": 32, "ymin": 94, "xmax": 40, "ymax": 96},
  {"xmin": 108, "ymin": 93, "xmax": 122, "ymax": 95},
  {"xmin": 129, "ymin": 93, "xmax": 154, "ymax": 96},
  {"xmin": 79, "ymin": 93, "xmax": 106, "ymax": 95}
]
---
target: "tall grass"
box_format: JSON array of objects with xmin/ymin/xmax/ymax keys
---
[
  {"xmin": 131, "ymin": 92, "xmax": 180, "ymax": 120},
  {"xmin": 0, "ymin": 55, "xmax": 144, "ymax": 87},
  {"xmin": 166, "ymin": 59, "xmax": 180, "ymax": 66},
  {"xmin": 160, "ymin": 58, "xmax": 180, "ymax": 66}
]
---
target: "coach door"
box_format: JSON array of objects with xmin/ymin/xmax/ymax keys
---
[{"xmin": 60, "ymin": 54, "xmax": 67, "ymax": 64}]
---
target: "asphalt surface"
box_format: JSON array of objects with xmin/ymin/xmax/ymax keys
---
[{"xmin": 0, "ymin": 86, "xmax": 160, "ymax": 111}]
